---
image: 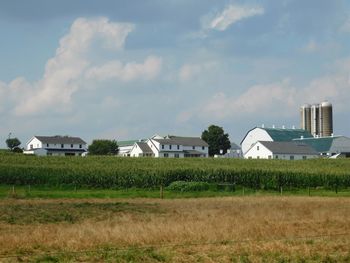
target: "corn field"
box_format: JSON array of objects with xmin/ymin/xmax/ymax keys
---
[{"xmin": 0, "ymin": 152, "xmax": 349, "ymax": 190}]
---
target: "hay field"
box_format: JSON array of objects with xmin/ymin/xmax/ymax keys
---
[{"xmin": 1, "ymin": 196, "xmax": 350, "ymax": 262}]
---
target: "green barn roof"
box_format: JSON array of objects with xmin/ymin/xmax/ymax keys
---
[
  {"xmin": 293, "ymin": 136, "xmax": 337, "ymax": 152},
  {"xmin": 263, "ymin": 128, "xmax": 313, "ymax": 141}
]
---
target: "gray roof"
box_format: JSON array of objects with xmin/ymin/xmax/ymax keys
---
[
  {"xmin": 259, "ymin": 141, "xmax": 319, "ymax": 155},
  {"xmin": 35, "ymin": 136, "xmax": 86, "ymax": 145},
  {"xmin": 293, "ymin": 136, "xmax": 350, "ymax": 154},
  {"xmin": 135, "ymin": 142, "xmax": 153, "ymax": 153},
  {"xmin": 154, "ymin": 136, "xmax": 209, "ymax": 147},
  {"xmin": 231, "ymin": 142, "xmax": 241, "ymax": 150}
]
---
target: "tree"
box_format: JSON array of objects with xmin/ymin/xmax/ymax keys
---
[
  {"xmin": 6, "ymin": 138, "xmax": 21, "ymax": 151},
  {"xmin": 88, "ymin": 139, "xmax": 119, "ymax": 155},
  {"xmin": 201, "ymin": 125, "xmax": 231, "ymax": 157}
]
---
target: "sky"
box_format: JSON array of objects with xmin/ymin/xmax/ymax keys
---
[{"xmin": 1, "ymin": 0, "xmax": 350, "ymax": 147}]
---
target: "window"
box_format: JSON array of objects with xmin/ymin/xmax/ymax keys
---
[
  {"xmin": 169, "ymin": 145, "xmax": 172, "ymax": 150},
  {"xmin": 61, "ymin": 144, "xmax": 64, "ymax": 148},
  {"xmin": 79, "ymin": 144, "xmax": 82, "ymax": 149},
  {"xmin": 46, "ymin": 143, "xmax": 49, "ymax": 147},
  {"xmin": 268, "ymin": 155, "xmax": 272, "ymax": 159},
  {"xmin": 257, "ymin": 156, "xmax": 260, "ymax": 159},
  {"xmin": 192, "ymin": 146, "xmax": 195, "ymax": 150},
  {"xmin": 257, "ymin": 146, "xmax": 260, "ymax": 150},
  {"xmin": 290, "ymin": 155, "xmax": 294, "ymax": 160},
  {"xmin": 175, "ymin": 154, "xmax": 179, "ymax": 158},
  {"xmin": 162, "ymin": 145, "xmax": 164, "ymax": 149},
  {"xmin": 30, "ymin": 144, "xmax": 33, "ymax": 149},
  {"xmin": 164, "ymin": 153, "xmax": 169, "ymax": 158},
  {"xmin": 302, "ymin": 156, "xmax": 307, "ymax": 160},
  {"xmin": 202, "ymin": 146, "xmax": 205, "ymax": 150},
  {"xmin": 275, "ymin": 155, "xmax": 279, "ymax": 159},
  {"xmin": 71, "ymin": 144, "xmax": 73, "ymax": 148},
  {"xmin": 177, "ymin": 145, "xmax": 180, "ymax": 150}
]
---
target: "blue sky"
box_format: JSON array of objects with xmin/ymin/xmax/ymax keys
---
[{"xmin": 1, "ymin": 0, "xmax": 350, "ymax": 147}]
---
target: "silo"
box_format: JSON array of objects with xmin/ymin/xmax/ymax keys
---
[
  {"xmin": 320, "ymin": 101, "xmax": 333, "ymax": 137},
  {"xmin": 300, "ymin": 104, "xmax": 311, "ymax": 133},
  {"xmin": 311, "ymin": 104, "xmax": 319, "ymax": 137}
]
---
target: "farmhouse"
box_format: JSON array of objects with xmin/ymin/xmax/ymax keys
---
[
  {"xmin": 241, "ymin": 127, "xmax": 313, "ymax": 158},
  {"xmin": 244, "ymin": 141, "xmax": 319, "ymax": 160},
  {"xmin": 120, "ymin": 135, "xmax": 209, "ymax": 158},
  {"xmin": 24, "ymin": 135, "xmax": 87, "ymax": 156}
]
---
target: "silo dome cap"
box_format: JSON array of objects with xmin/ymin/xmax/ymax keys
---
[
  {"xmin": 321, "ymin": 101, "xmax": 332, "ymax": 107},
  {"xmin": 302, "ymin": 103, "xmax": 311, "ymax": 108}
]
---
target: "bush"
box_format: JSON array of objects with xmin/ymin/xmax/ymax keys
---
[{"xmin": 167, "ymin": 181, "xmax": 210, "ymax": 192}]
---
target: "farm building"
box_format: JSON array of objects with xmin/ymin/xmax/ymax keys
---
[
  {"xmin": 118, "ymin": 139, "xmax": 147, "ymax": 156},
  {"xmin": 23, "ymin": 136, "xmax": 87, "ymax": 156},
  {"xmin": 244, "ymin": 141, "xmax": 319, "ymax": 160},
  {"xmin": 120, "ymin": 134, "xmax": 209, "ymax": 158},
  {"xmin": 293, "ymin": 136, "xmax": 350, "ymax": 157},
  {"xmin": 241, "ymin": 127, "xmax": 313, "ymax": 158}
]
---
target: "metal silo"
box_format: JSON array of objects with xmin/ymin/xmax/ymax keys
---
[
  {"xmin": 300, "ymin": 104, "xmax": 311, "ymax": 133},
  {"xmin": 320, "ymin": 101, "xmax": 333, "ymax": 137},
  {"xmin": 311, "ymin": 104, "xmax": 319, "ymax": 137}
]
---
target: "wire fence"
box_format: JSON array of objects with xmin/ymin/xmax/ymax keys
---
[{"xmin": 1, "ymin": 232, "xmax": 350, "ymax": 259}]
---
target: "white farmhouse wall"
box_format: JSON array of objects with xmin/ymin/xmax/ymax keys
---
[
  {"xmin": 148, "ymin": 139, "xmax": 161, "ymax": 157},
  {"xmin": 241, "ymin": 128, "xmax": 273, "ymax": 155},
  {"xmin": 27, "ymin": 137, "xmax": 43, "ymax": 150},
  {"xmin": 129, "ymin": 144, "xmax": 144, "ymax": 157}
]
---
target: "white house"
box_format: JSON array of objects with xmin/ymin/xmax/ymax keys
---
[
  {"xmin": 24, "ymin": 135, "xmax": 87, "ymax": 156},
  {"xmin": 129, "ymin": 141, "xmax": 154, "ymax": 157},
  {"xmin": 123, "ymin": 135, "xmax": 209, "ymax": 158},
  {"xmin": 241, "ymin": 127, "xmax": 313, "ymax": 157},
  {"xmin": 118, "ymin": 139, "xmax": 146, "ymax": 156},
  {"xmin": 244, "ymin": 141, "xmax": 319, "ymax": 160}
]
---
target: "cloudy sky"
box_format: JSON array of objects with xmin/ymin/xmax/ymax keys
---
[{"xmin": 1, "ymin": 0, "xmax": 350, "ymax": 147}]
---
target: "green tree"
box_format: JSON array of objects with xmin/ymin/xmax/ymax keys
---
[
  {"xmin": 6, "ymin": 138, "xmax": 21, "ymax": 151},
  {"xmin": 201, "ymin": 125, "xmax": 231, "ymax": 156},
  {"xmin": 88, "ymin": 139, "xmax": 119, "ymax": 155}
]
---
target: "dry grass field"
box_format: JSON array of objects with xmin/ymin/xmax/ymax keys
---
[{"xmin": 1, "ymin": 196, "xmax": 350, "ymax": 262}]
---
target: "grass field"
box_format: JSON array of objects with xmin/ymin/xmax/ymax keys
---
[
  {"xmin": 1, "ymin": 196, "xmax": 350, "ymax": 262},
  {"xmin": 1, "ymin": 184, "xmax": 350, "ymax": 199}
]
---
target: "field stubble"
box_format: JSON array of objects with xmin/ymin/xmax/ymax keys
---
[{"xmin": 1, "ymin": 196, "xmax": 350, "ymax": 262}]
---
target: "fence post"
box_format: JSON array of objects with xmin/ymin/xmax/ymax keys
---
[
  {"xmin": 280, "ymin": 186, "xmax": 283, "ymax": 196},
  {"xmin": 160, "ymin": 185, "xmax": 164, "ymax": 199},
  {"xmin": 242, "ymin": 187, "xmax": 245, "ymax": 196}
]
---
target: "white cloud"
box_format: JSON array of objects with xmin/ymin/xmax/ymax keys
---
[
  {"xmin": 86, "ymin": 56, "xmax": 162, "ymax": 82},
  {"xmin": 179, "ymin": 56, "xmax": 350, "ymax": 123},
  {"xmin": 178, "ymin": 62, "xmax": 217, "ymax": 82},
  {"xmin": 198, "ymin": 79, "xmax": 296, "ymax": 120},
  {"xmin": 13, "ymin": 17, "xmax": 134, "ymax": 116},
  {"xmin": 206, "ymin": 4, "xmax": 264, "ymax": 31},
  {"xmin": 2, "ymin": 17, "xmax": 162, "ymax": 117}
]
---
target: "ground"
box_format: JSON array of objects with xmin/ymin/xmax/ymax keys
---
[{"xmin": 1, "ymin": 196, "xmax": 350, "ymax": 262}]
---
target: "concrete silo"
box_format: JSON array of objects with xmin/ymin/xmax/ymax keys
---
[
  {"xmin": 311, "ymin": 104, "xmax": 320, "ymax": 137},
  {"xmin": 300, "ymin": 104, "xmax": 311, "ymax": 134},
  {"xmin": 320, "ymin": 101, "xmax": 333, "ymax": 137}
]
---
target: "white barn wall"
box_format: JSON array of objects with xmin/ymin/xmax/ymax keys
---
[{"xmin": 241, "ymin": 128, "xmax": 272, "ymax": 155}]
